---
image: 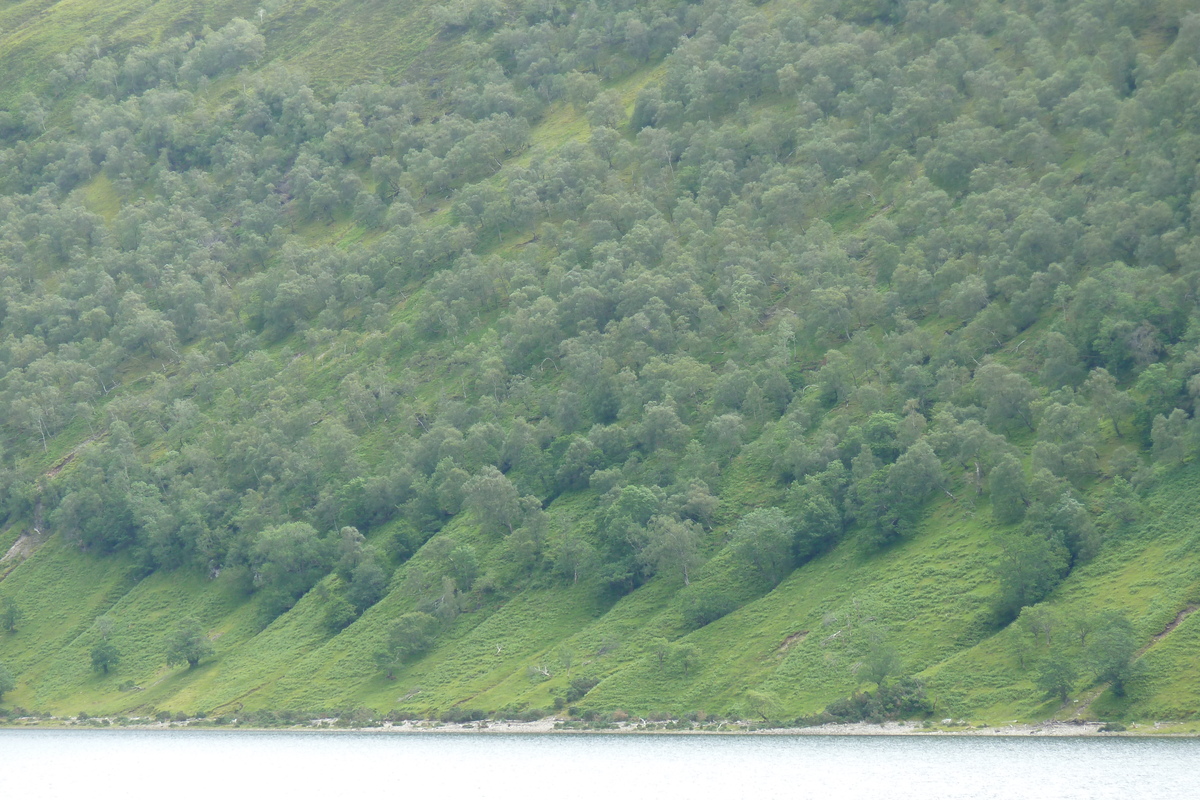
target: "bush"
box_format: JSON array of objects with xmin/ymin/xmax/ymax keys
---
[
  {"xmin": 566, "ymin": 676, "xmax": 600, "ymax": 702},
  {"xmin": 821, "ymin": 677, "xmax": 934, "ymax": 723},
  {"xmin": 386, "ymin": 709, "xmax": 418, "ymax": 723},
  {"xmin": 251, "ymin": 709, "xmax": 277, "ymax": 726},
  {"xmin": 440, "ymin": 706, "xmax": 487, "ymax": 723},
  {"xmin": 682, "ymin": 589, "xmax": 737, "ymax": 629}
]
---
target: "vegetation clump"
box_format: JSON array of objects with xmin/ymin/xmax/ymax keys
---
[
  {"xmin": 0, "ymin": 0, "xmax": 1197, "ymax": 723},
  {"xmin": 817, "ymin": 678, "xmax": 935, "ymax": 725}
]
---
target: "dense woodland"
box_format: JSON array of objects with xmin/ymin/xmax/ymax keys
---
[{"xmin": 1, "ymin": 0, "xmax": 1199, "ymax": 719}]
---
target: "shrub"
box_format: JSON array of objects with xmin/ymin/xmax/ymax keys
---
[
  {"xmin": 821, "ymin": 677, "xmax": 934, "ymax": 723},
  {"xmin": 566, "ymin": 676, "xmax": 600, "ymax": 702},
  {"xmin": 440, "ymin": 706, "xmax": 487, "ymax": 723},
  {"xmin": 682, "ymin": 590, "xmax": 737, "ymax": 629}
]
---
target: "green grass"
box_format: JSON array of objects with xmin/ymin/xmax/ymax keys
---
[
  {"xmin": 6, "ymin": 452, "xmax": 1200, "ymax": 721},
  {"xmin": 4, "ymin": 0, "xmax": 1200, "ymax": 726},
  {"xmin": 0, "ymin": 0, "xmax": 461, "ymax": 108}
]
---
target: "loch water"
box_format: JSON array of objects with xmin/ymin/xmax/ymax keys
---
[{"xmin": 1, "ymin": 729, "xmax": 1195, "ymax": 799}]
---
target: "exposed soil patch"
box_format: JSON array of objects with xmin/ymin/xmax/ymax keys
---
[
  {"xmin": 45, "ymin": 433, "xmax": 103, "ymax": 478},
  {"xmin": 1, "ymin": 501, "xmax": 49, "ymax": 578},
  {"xmin": 1, "ymin": 533, "xmax": 44, "ymax": 566},
  {"xmin": 1151, "ymin": 604, "xmax": 1198, "ymax": 644},
  {"xmin": 777, "ymin": 630, "xmax": 809, "ymax": 654}
]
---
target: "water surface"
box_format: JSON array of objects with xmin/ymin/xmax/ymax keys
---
[{"xmin": 1, "ymin": 729, "xmax": 1193, "ymax": 799}]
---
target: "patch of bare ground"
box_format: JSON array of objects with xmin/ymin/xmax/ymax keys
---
[
  {"xmin": 1148, "ymin": 604, "xmax": 1198, "ymax": 648},
  {"xmin": 776, "ymin": 630, "xmax": 809, "ymax": 654},
  {"xmin": 1, "ymin": 503, "xmax": 49, "ymax": 578}
]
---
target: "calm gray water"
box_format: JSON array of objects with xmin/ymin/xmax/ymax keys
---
[{"xmin": 0, "ymin": 730, "xmax": 1194, "ymax": 799}]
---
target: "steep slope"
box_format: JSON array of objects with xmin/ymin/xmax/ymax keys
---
[{"xmin": 2, "ymin": 0, "xmax": 1200, "ymax": 724}]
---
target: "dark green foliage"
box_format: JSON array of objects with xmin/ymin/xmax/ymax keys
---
[
  {"xmin": 345, "ymin": 559, "xmax": 389, "ymax": 612},
  {"xmin": 1, "ymin": 598, "xmax": 21, "ymax": 633},
  {"xmin": 323, "ymin": 593, "xmax": 357, "ymax": 633},
  {"xmin": 439, "ymin": 706, "xmax": 488, "ymax": 724},
  {"xmin": 788, "ymin": 463, "xmax": 849, "ymax": 561},
  {"xmin": 552, "ymin": 535, "xmax": 599, "ymax": 585},
  {"xmin": 641, "ymin": 515, "xmax": 702, "ymax": 586},
  {"xmin": 791, "ymin": 491, "xmax": 844, "ymax": 562},
  {"xmin": 681, "ymin": 589, "xmax": 737, "ymax": 630},
  {"xmin": 165, "ymin": 618, "xmax": 215, "ymax": 669},
  {"xmin": 671, "ymin": 642, "xmax": 699, "ymax": 677},
  {"xmin": 0, "ymin": 662, "xmax": 13, "ymax": 700},
  {"xmin": 91, "ymin": 640, "xmax": 121, "ymax": 674},
  {"xmin": 989, "ymin": 455, "xmax": 1029, "ymax": 525},
  {"xmin": 1, "ymin": 0, "xmax": 1200, "ymax": 721},
  {"xmin": 376, "ymin": 612, "xmax": 439, "ymax": 677},
  {"xmin": 730, "ymin": 507, "xmax": 795, "ymax": 588},
  {"xmin": 853, "ymin": 439, "xmax": 945, "ymax": 548},
  {"xmin": 820, "ymin": 677, "xmax": 933, "ymax": 724},
  {"xmin": 992, "ymin": 525, "xmax": 1070, "ymax": 624},
  {"xmin": 1087, "ymin": 613, "xmax": 1141, "ymax": 697},
  {"xmin": 566, "ymin": 676, "xmax": 601, "ymax": 703},
  {"xmin": 1035, "ymin": 653, "xmax": 1077, "ymax": 703},
  {"xmin": 252, "ymin": 523, "xmax": 334, "ymax": 618}
]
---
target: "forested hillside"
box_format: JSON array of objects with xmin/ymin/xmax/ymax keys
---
[{"xmin": 1, "ymin": 0, "xmax": 1200, "ymax": 725}]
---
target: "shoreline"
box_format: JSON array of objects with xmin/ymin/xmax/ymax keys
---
[{"xmin": 1, "ymin": 718, "xmax": 1196, "ymax": 737}]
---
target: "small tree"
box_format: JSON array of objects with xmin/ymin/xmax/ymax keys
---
[
  {"xmin": 557, "ymin": 647, "xmax": 576, "ymax": 678},
  {"xmin": 376, "ymin": 612, "xmax": 438, "ymax": 678},
  {"xmin": 1035, "ymin": 653, "xmax": 1077, "ymax": 703},
  {"xmin": 252, "ymin": 522, "xmax": 333, "ymax": 617},
  {"xmin": 1, "ymin": 598, "xmax": 22, "ymax": 633},
  {"xmin": 991, "ymin": 525, "xmax": 1069, "ymax": 623},
  {"xmin": 165, "ymin": 618, "xmax": 215, "ymax": 669},
  {"xmin": 1088, "ymin": 613, "xmax": 1140, "ymax": 696},
  {"xmin": 745, "ymin": 689, "xmax": 783, "ymax": 722},
  {"xmin": 1017, "ymin": 604, "xmax": 1058, "ymax": 647},
  {"xmin": 0, "ymin": 662, "xmax": 14, "ymax": 700},
  {"xmin": 1083, "ymin": 368, "xmax": 1133, "ymax": 437},
  {"xmin": 444, "ymin": 544, "xmax": 479, "ymax": 592},
  {"xmin": 552, "ymin": 535, "xmax": 599, "ymax": 585},
  {"xmin": 91, "ymin": 640, "xmax": 121, "ymax": 674},
  {"xmin": 650, "ymin": 637, "xmax": 671, "ymax": 668},
  {"xmin": 462, "ymin": 466, "xmax": 523, "ymax": 535},
  {"xmin": 730, "ymin": 508, "xmax": 795, "ymax": 588},
  {"xmin": 323, "ymin": 593, "xmax": 357, "ymax": 633},
  {"xmin": 989, "ymin": 455, "xmax": 1029, "ymax": 525},
  {"xmin": 345, "ymin": 557, "xmax": 389, "ymax": 612},
  {"xmin": 641, "ymin": 514, "xmax": 701, "ymax": 586},
  {"xmin": 857, "ymin": 632, "xmax": 901, "ymax": 689},
  {"xmin": 681, "ymin": 589, "xmax": 736, "ymax": 629},
  {"xmin": 672, "ymin": 642, "xmax": 699, "ymax": 677}
]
